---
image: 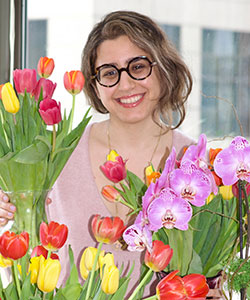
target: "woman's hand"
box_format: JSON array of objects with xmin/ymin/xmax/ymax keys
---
[{"xmin": 0, "ymin": 190, "xmax": 16, "ymax": 226}]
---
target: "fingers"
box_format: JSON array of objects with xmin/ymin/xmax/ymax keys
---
[
  {"xmin": 46, "ymin": 197, "xmax": 52, "ymax": 205},
  {"xmin": 0, "ymin": 190, "xmax": 16, "ymax": 226}
]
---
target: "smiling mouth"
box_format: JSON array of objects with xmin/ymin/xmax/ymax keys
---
[{"xmin": 118, "ymin": 94, "xmax": 143, "ymax": 104}]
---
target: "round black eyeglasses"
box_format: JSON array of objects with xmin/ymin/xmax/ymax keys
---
[{"xmin": 91, "ymin": 56, "xmax": 157, "ymax": 88}]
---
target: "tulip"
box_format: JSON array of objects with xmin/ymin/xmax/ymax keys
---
[
  {"xmin": 1, "ymin": 83, "xmax": 20, "ymax": 114},
  {"xmin": 100, "ymin": 152, "xmax": 127, "ymax": 183},
  {"xmin": 79, "ymin": 247, "xmax": 105, "ymax": 280},
  {"xmin": 40, "ymin": 221, "xmax": 68, "ymax": 251},
  {"xmin": 0, "ymin": 231, "xmax": 29, "ymax": 260},
  {"xmin": 0, "ymin": 84, "xmax": 4, "ymax": 99},
  {"xmin": 37, "ymin": 57, "xmax": 55, "ymax": 78},
  {"xmin": 156, "ymin": 270, "xmax": 209, "ymax": 299},
  {"xmin": 107, "ymin": 150, "xmax": 119, "ymax": 161},
  {"xmin": 39, "ymin": 98, "xmax": 62, "ymax": 125},
  {"xmin": 0, "ymin": 253, "xmax": 13, "ymax": 268},
  {"xmin": 64, "ymin": 70, "xmax": 85, "ymax": 95},
  {"xmin": 145, "ymin": 165, "xmax": 161, "ymax": 186},
  {"xmin": 37, "ymin": 256, "xmax": 61, "ymax": 293},
  {"xmin": 99, "ymin": 252, "xmax": 115, "ymax": 278},
  {"xmin": 29, "ymin": 256, "xmax": 42, "ymax": 284},
  {"xmin": 101, "ymin": 264, "xmax": 119, "ymax": 295},
  {"xmin": 13, "ymin": 69, "xmax": 37, "ymax": 95},
  {"xmin": 31, "ymin": 245, "xmax": 59, "ymax": 260},
  {"xmin": 232, "ymin": 182, "xmax": 250, "ymax": 199},
  {"xmin": 144, "ymin": 240, "xmax": 173, "ymax": 272},
  {"xmin": 33, "ymin": 78, "xmax": 57, "ymax": 101},
  {"xmin": 92, "ymin": 214, "xmax": 126, "ymax": 244},
  {"xmin": 101, "ymin": 185, "xmax": 122, "ymax": 203},
  {"xmin": 219, "ymin": 185, "xmax": 233, "ymax": 200},
  {"xmin": 209, "ymin": 148, "xmax": 223, "ymax": 186}
]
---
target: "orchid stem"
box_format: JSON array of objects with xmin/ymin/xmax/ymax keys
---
[
  {"xmin": 128, "ymin": 268, "xmax": 153, "ymax": 300},
  {"xmin": 13, "ymin": 260, "xmax": 21, "ymax": 298},
  {"xmin": 68, "ymin": 94, "xmax": 76, "ymax": 133},
  {"xmin": 85, "ymin": 241, "xmax": 103, "ymax": 300}
]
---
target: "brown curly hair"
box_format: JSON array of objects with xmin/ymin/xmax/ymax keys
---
[{"xmin": 81, "ymin": 10, "xmax": 192, "ymax": 129}]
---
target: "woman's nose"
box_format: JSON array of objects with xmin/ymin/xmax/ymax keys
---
[{"xmin": 117, "ymin": 70, "xmax": 135, "ymax": 90}]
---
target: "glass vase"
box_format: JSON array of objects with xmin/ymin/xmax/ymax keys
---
[{"xmin": 5, "ymin": 189, "xmax": 50, "ymax": 250}]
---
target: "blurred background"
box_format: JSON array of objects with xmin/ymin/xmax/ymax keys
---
[{"xmin": 0, "ymin": 0, "xmax": 250, "ymax": 143}]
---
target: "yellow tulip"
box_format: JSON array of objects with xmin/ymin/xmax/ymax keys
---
[
  {"xmin": 101, "ymin": 264, "xmax": 119, "ymax": 295},
  {"xmin": 0, "ymin": 254, "xmax": 12, "ymax": 268},
  {"xmin": 206, "ymin": 193, "xmax": 215, "ymax": 204},
  {"xmin": 28, "ymin": 256, "xmax": 42, "ymax": 284},
  {"xmin": 79, "ymin": 247, "xmax": 104, "ymax": 280},
  {"xmin": 1, "ymin": 82, "xmax": 20, "ymax": 114},
  {"xmin": 107, "ymin": 150, "xmax": 119, "ymax": 161},
  {"xmin": 37, "ymin": 256, "xmax": 61, "ymax": 293},
  {"xmin": 219, "ymin": 185, "xmax": 233, "ymax": 200},
  {"xmin": 99, "ymin": 252, "xmax": 115, "ymax": 278}
]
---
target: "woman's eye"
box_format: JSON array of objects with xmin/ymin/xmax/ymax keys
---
[
  {"xmin": 102, "ymin": 69, "xmax": 117, "ymax": 78},
  {"xmin": 131, "ymin": 63, "xmax": 146, "ymax": 72}
]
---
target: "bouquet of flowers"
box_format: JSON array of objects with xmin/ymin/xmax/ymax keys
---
[
  {"xmin": 101, "ymin": 134, "xmax": 249, "ymax": 298},
  {"xmin": 0, "ymin": 57, "xmax": 91, "ymax": 248}
]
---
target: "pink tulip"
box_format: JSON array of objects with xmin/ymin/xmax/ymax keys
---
[
  {"xmin": 39, "ymin": 98, "xmax": 62, "ymax": 125},
  {"xmin": 100, "ymin": 156, "xmax": 127, "ymax": 183},
  {"xmin": 33, "ymin": 78, "xmax": 57, "ymax": 101},
  {"xmin": 13, "ymin": 69, "xmax": 37, "ymax": 95},
  {"xmin": 63, "ymin": 71, "xmax": 85, "ymax": 95}
]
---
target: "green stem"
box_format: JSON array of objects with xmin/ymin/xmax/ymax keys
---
[
  {"xmin": 52, "ymin": 124, "xmax": 56, "ymax": 153},
  {"xmin": 13, "ymin": 260, "xmax": 21, "ymax": 298},
  {"xmin": 128, "ymin": 269, "xmax": 153, "ymax": 300},
  {"xmin": 85, "ymin": 242, "xmax": 103, "ymax": 300},
  {"xmin": 43, "ymin": 292, "xmax": 46, "ymax": 300},
  {"xmin": 47, "ymin": 250, "xmax": 52, "ymax": 259},
  {"xmin": 0, "ymin": 109, "xmax": 10, "ymax": 148},
  {"xmin": 68, "ymin": 94, "xmax": 76, "ymax": 133},
  {"xmin": 118, "ymin": 198, "xmax": 136, "ymax": 211},
  {"xmin": 143, "ymin": 296, "xmax": 158, "ymax": 300}
]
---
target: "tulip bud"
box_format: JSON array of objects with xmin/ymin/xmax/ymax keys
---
[
  {"xmin": 99, "ymin": 252, "xmax": 115, "ymax": 279},
  {"xmin": 101, "ymin": 264, "xmax": 119, "ymax": 295},
  {"xmin": 29, "ymin": 256, "xmax": 42, "ymax": 284},
  {"xmin": 37, "ymin": 57, "xmax": 55, "ymax": 78},
  {"xmin": 1, "ymin": 83, "xmax": 20, "ymax": 114},
  {"xmin": 39, "ymin": 98, "xmax": 62, "ymax": 125},
  {"xmin": 144, "ymin": 240, "xmax": 173, "ymax": 272},
  {"xmin": 63, "ymin": 70, "xmax": 85, "ymax": 95},
  {"xmin": 37, "ymin": 256, "xmax": 61, "ymax": 293},
  {"xmin": 219, "ymin": 185, "xmax": 233, "ymax": 200},
  {"xmin": 101, "ymin": 185, "xmax": 122, "ymax": 203}
]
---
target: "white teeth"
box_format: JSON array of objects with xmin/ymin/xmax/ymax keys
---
[{"xmin": 119, "ymin": 95, "xmax": 142, "ymax": 104}]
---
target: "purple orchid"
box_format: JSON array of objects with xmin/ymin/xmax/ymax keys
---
[
  {"xmin": 147, "ymin": 188, "xmax": 192, "ymax": 232},
  {"xmin": 213, "ymin": 136, "xmax": 250, "ymax": 185},
  {"xmin": 123, "ymin": 222, "xmax": 152, "ymax": 252},
  {"xmin": 169, "ymin": 160, "xmax": 211, "ymax": 207}
]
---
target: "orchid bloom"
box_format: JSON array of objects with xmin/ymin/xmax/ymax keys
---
[
  {"xmin": 169, "ymin": 160, "xmax": 211, "ymax": 207},
  {"xmin": 123, "ymin": 222, "xmax": 152, "ymax": 252},
  {"xmin": 147, "ymin": 188, "xmax": 192, "ymax": 232},
  {"xmin": 214, "ymin": 136, "xmax": 250, "ymax": 185}
]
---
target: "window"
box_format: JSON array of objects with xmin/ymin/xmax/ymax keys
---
[
  {"xmin": 201, "ymin": 29, "xmax": 250, "ymax": 137},
  {"xmin": 160, "ymin": 24, "xmax": 180, "ymax": 51}
]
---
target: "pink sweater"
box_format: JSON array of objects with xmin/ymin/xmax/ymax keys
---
[{"xmin": 47, "ymin": 123, "xmax": 195, "ymax": 297}]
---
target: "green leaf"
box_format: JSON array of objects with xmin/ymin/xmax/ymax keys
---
[
  {"xmin": 188, "ymin": 249, "xmax": 203, "ymax": 274},
  {"xmin": 65, "ymin": 245, "xmax": 79, "ymax": 286},
  {"xmin": 20, "ymin": 273, "xmax": 34, "ymax": 299},
  {"xmin": 61, "ymin": 283, "xmax": 82, "ymax": 300}
]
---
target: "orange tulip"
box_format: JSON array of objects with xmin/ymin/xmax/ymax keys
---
[
  {"xmin": 156, "ymin": 270, "xmax": 209, "ymax": 299},
  {"xmin": 40, "ymin": 221, "xmax": 68, "ymax": 251},
  {"xmin": 101, "ymin": 185, "xmax": 122, "ymax": 203},
  {"xmin": 92, "ymin": 214, "xmax": 126, "ymax": 244},
  {"xmin": 63, "ymin": 70, "xmax": 85, "ymax": 95},
  {"xmin": 144, "ymin": 240, "xmax": 173, "ymax": 272},
  {"xmin": 37, "ymin": 57, "xmax": 55, "ymax": 78},
  {"xmin": 0, "ymin": 84, "xmax": 4, "ymax": 99},
  {"xmin": 0, "ymin": 231, "xmax": 29, "ymax": 260},
  {"xmin": 209, "ymin": 148, "xmax": 223, "ymax": 186}
]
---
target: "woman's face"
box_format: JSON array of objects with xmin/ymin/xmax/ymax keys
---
[{"xmin": 94, "ymin": 35, "xmax": 161, "ymax": 125}]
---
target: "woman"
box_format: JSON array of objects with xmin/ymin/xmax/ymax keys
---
[{"xmin": 1, "ymin": 10, "xmax": 220, "ymax": 298}]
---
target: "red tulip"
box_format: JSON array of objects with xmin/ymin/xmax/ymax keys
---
[
  {"xmin": 144, "ymin": 240, "xmax": 173, "ymax": 272},
  {"xmin": 37, "ymin": 57, "xmax": 55, "ymax": 78},
  {"xmin": 100, "ymin": 156, "xmax": 127, "ymax": 183},
  {"xmin": 40, "ymin": 221, "xmax": 68, "ymax": 251},
  {"xmin": 209, "ymin": 148, "xmax": 223, "ymax": 186},
  {"xmin": 13, "ymin": 69, "xmax": 37, "ymax": 95},
  {"xmin": 92, "ymin": 214, "xmax": 126, "ymax": 244},
  {"xmin": 39, "ymin": 98, "xmax": 62, "ymax": 125},
  {"xmin": 101, "ymin": 185, "xmax": 122, "ymax": 203},
  {"xmin": 0, "ymin": 231, "xmax": 29, "ymax": 260},
  {"xmin": 63, "ymin": 70, "xmax": 85, "ymax": 95},
  {"xmin": 33, "ymin": 78, "xmax": 57, "ymax": 101},
  {"xmin": 156, "ymin": 270, "xmax": 209, "ymax": 299},
  {"xmin": 0, "ymin": 84, "xmax": 4, "ymax": 99},
  {"xmin": 31, "ymin": 245, "xmax": 59, "ymax": 260},
  {"xmin": 232, "ymin": 182, "xmax": 250, "ymax": 199}
]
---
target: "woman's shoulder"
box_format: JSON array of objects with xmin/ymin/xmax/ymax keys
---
[{"xmin": 172, "ymin": 129, "xmax": 196, "ymax": 158}]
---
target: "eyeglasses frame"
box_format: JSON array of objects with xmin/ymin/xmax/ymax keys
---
[{"xmin": 91, "ymin": 55, "xmax": 157, "ymax": 87}]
